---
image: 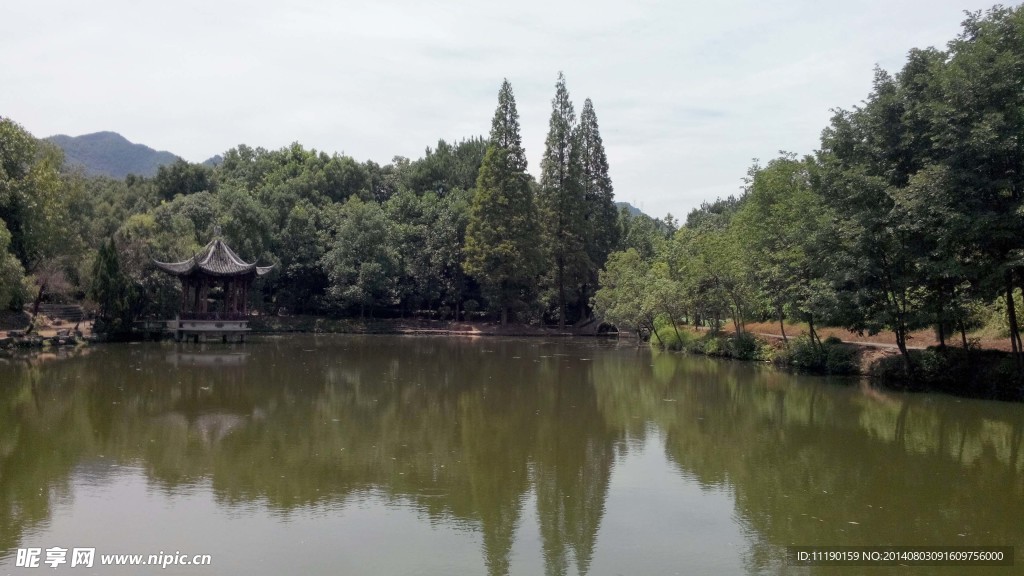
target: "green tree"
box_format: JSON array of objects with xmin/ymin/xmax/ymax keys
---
[
  {"xmin": 463, "ymin": 80, "xmax": 542, "ymax": 325},
  {"xmin": 0, "ymin": 117, "xmax": 39, "ymax": 265},
  {"xmin": 675, "ymin": 199, "xmax": 751, "ymax": 333},
  {"xmin": 816, "ymin": 70, "xmax": 931, "ymax": 370},
  {"xmin": 933, "ymin": 6, "xmax": 1024, "ymax": 364},
  {"xmin": 217, "ymin": 185, "xmax": 275, "ymax": 267},
  {"xmin": 276, "ymin": 200, "xmax": 328, "ymax": 314},
  {"xmin": 538, "ymin": 73, "xmax": 588, "ymax": 328},
  {"xmin": 733, "ymin": 154, "xmax": 834, "ymax": 345},
  {"xmin": 321, "ymin": 197, "xmax": 400, "ymax": 318},
  {"xmin": 592, "ymin": 248, "xmax": 661, "ymax": 344},
  {"xmin": 0, "ymin": 218, "xmax": 25, "ymax": 310},
  {"xmin": 406, "ymin": 137, "xmax": 488, "ymax": 196},
  {"xmin": 154, "ymin": 159, "xmax": 215, "ymax": 200},
  {"xmin": 577, "ymin": 98, "xmax": 619, "ymax": 317},
  {"xmin": 430, "ymin": 188, "xmax": 473, "ymax": 318},
  {"xmin": 114, "ymin": 210, "xmax": 197, "ymax": 320},
  {"xmin": 89, "ymin": 239, "xmax": 136, "ymax": 334},
  {"xmin": 0, "ymin": 119, "xmax": 84, "ymax": 269}
]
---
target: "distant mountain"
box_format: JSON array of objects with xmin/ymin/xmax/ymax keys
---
[
  {"xmin": 202, "ymin": 154, "xmax": 224, "ymax": 167},
  {"xmin": 45, "ymin": 131, "xmax": 180, "ymax": 179},
  {"xmin": 615, "ymin": 201, "xmax": 645, "ymax": 218}
]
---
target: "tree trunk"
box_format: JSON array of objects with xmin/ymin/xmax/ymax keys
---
[
  {"xmin": 557, "ymin": 259, "xmax": 566, "ymax": 330},
  {"xmin": 668, "ymin": 312, "xmax": 682, "ymax": 348},
  {"xmin": 778, "ymin": 306, "xmax": 788, "ymax": 345},
  {"xmin": 501, "ymin": 304, "xmax": 508, "ymax": 326},
  {"xmin": 807, "ymin": 315, "xmax": 820, "ymax": 351},
  {"xmin": 26, "ymin": 282, "xmax": 47, "ymax": 334},
  {"xmin": 648, "ymin": 318, "xmax": 664, "ymax": 348},
  {"xmin": 959, "ymin": 318, "xmax": 969, "ymax": 349},
  {"xmin": 895, "ymin": 325, "xmax": 914, "ymax": 376},
  {"xmin": 1006, "ymin": 271, "xmax": 1022, "ymax": 371}
]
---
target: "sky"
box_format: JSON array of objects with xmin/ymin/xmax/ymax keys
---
[{"xmin": 2, "ymin": 0, "xmax": 1020, "ymax": 219}]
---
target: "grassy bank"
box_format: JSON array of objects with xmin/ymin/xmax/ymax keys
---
[{"xmin": 651, "ymin": 324, "xmax": 1024, "ymax": 402}]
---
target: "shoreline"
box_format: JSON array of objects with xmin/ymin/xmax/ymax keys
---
[
  {"xmin": 246, "ymin": 316, "xmax": 600, "ymax": 338},
  {"xmin": 650, "ymin": 325, "xmax": 1024, "ymax": 403},
  {"xmin": 5, "ymin": 314, "xmax": 1022, "ymax": 402}
]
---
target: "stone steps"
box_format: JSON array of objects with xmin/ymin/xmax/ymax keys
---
[{"xmin": 37, "ymin": 303, "xmax": 86, "ymax": 323}]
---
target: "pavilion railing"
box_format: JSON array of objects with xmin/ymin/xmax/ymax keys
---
[{"xmin": 179, "ymin": 312, "xmax": 249, "ymax": 321}]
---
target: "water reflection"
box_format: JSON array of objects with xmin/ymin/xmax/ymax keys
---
[{"xmin": 0, "ymin": 336, "xmax": 1022, "ymax": 574}]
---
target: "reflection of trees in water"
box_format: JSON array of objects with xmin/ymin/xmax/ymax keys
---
[
  {"xmin": 0, "ymin": 364, "xmax": 95, "ymax": 556},
  {"xmin": 533, "ymin": 354, "xmax": 619, "ymax": 576},
  {"xmin": 0, "ymin": 338, "xmax": 619, "ymax": 575},
  {"xmin": 1, "ymin": 338, "xmax": 1023, "ymax": 575},
  {"xmin": 590, "ymin": 351, "xmax": 1024, "ymax": 573}
]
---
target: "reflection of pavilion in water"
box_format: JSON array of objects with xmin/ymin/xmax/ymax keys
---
[
  {"xmin": 155, "ymin": 411, "xmax": 260, "ymax": 446},
  {"xmin": 153, "ymin": 234, "xmax": 272, "ymax": 343},
  {"xmin": 165, "ymin": 350, "xmax": 249, "ymax": 367}
]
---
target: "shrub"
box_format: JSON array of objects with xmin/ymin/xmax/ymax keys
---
[
  {"xmin": 727, "ymin": 332, "xmax": 760, "ymax": 360},
  {"xmin": 823, "ymin": 344, "xmax": 858, "ymax": 375},
  {"xmin": 652, "ymin": 324, "xmax": 692, "ymax": 351},
  {"xmin": 702, "ymin": 335, "xmax": 724, "ymax": 356},
  {"xmin": 780, "ymin": 335, "xmax": 858, "ymax": 374},
  {"xmin": 787, "ymin": 335, "xmax": 825, "ymax": 369}
]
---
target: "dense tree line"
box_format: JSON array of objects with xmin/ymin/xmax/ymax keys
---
[
  {"xmin": 0, "ymin": 74, "xmax": 634, "ymax": 329},
  {"xmin": 594, "ymin": 5, "xmax": 1024, "ymax": 374}
]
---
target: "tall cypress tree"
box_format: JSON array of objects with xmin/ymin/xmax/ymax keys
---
[
  {"xmin": 539, "ymin": 72, "xmax": 588, "ymax": 329},
  {"xmin": 90, "ymin": 239, "xmax": 135, "ymax": 335},
  {"xmin": 463, "ymin": 80, "xmax": 542, "ymax": 325},
  {"xmin": 577, "ymin": 98, "xmax": 618, "ymax": 315}
]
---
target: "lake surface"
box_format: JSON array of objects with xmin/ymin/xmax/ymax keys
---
[{"xmin": 0, "ymin": 335, "xmax": 1022, "ymax": 575}]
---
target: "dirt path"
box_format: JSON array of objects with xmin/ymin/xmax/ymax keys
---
[
  {"xmin": 742, "ymin": 321, "xmax": 1012, "ymax": 352},
  {"xmin": 750, "ymin": 330, "xmax": 924, "ymax": 350}
]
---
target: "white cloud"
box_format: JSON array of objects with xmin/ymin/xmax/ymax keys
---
[{"xmin": 2, "ymin": 0, "xmax": 1017, "ymax": 218}]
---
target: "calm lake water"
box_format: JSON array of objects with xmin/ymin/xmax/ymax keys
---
[{"xmin": 1, "ymin": 335, "xmax": 1022, "ymax": 575}]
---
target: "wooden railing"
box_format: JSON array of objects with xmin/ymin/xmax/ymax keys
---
[{"xmin": 180, "ymin": 312, "xmax": 249, "ymax": 321}]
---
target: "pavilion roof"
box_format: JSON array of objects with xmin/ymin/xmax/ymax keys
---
[{"xmin": 153, "ymin": 239, "xmax": 273, "ymax": 278}]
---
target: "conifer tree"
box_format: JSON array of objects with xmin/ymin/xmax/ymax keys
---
[
  {"xmin": 539, "ymin": 73, "xmax": 588, "ymax": 328},
  {"xmin": 463, "ymin": 80, "xmax": 541, "ymax": 324},
  {"xmin": 577, "ymin": 98, "xmax": 619, "ymax": 314},
  {"xmin": 90, "ymin": 239, "xmax": 135, "ymax": 334}
]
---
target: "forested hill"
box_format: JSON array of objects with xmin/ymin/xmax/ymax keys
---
[
  {"xmin": 45, "ymin": 131, "xmax": 180, "ymax": 178},
  {"xmin": 614, "ymin": 201, "xmax": 644, "ymax": 218}
]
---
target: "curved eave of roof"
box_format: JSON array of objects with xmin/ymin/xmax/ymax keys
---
[
  {"xmin": 153, "ymin": 239, "xmax": 272, "ymax": 278},
  {"xmin": 152, "ymin": 259, "xmax": 197, "ymax": 275}
]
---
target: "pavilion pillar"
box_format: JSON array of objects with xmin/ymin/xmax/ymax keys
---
[
  {"xmin": 199, "ymin": 279, "xmax": 209, "ymax": 314},
  {"xmin": 220, "ymin": 279, "xmax": 228, "ymax": 317}
]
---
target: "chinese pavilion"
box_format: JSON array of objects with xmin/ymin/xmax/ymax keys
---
[{"xmin": 153, "ymin": 236, "xmax": 272, "ymax": 342}]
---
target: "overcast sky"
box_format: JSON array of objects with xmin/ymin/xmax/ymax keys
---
[{"xmin": 2, "ymin": 0, "xmax": 1018, "ymax": 218}]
